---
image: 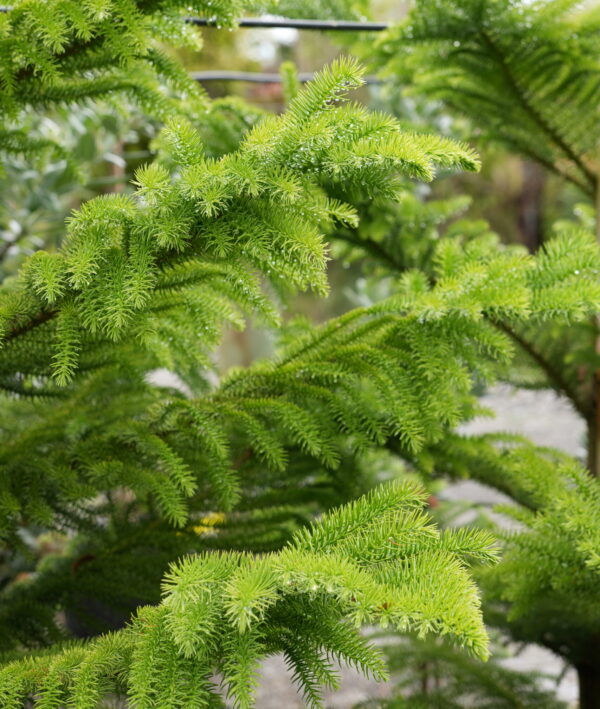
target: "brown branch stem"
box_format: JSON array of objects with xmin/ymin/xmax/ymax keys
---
[{"xmin": 494, "ymin": 320, "xmax": 589, "ymax": 421}]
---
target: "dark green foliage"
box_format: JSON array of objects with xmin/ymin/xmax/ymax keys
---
[
  {"xmin": 480, "ymin": 453, "xmax": 600, "ymax": 667},
  {"xmin": 372, "ymin": 0, "xmax": 600, "ymax": 195},
  {"xmin": 0, "ymin": 0, "xmax": 219, "ymax": 164}
]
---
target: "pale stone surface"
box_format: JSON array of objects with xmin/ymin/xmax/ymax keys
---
[
  {"xmin": 460, "ymin": 384, "xmax": 586, "ymax": 458},
  {"xmin": 253, "ymin": 655, "xmax": 392, "ymax": 708},
  {"xmin": 457, "ymin": 385, "xmax": 582, "ymax": 707}
]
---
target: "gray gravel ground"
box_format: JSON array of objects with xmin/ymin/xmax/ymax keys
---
[{"xmin": 253, "ymin": 385, "xmax": 584, "ymax": 708}]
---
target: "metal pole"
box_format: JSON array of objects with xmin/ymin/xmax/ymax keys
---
[
  {"xmin": 187, "ymin": 17, "xmax": 389, "ymax": 31},
  {"xmin": 190, "ymin": 71, "xmax": 383, "ymax": 84},
  {"xmin": 0, "ymin": 7, "xmax": 389, "ymax": 31}
]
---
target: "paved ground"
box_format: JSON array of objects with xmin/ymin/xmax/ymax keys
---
[{"xmin": 253, "ymin": 385, "xmax": 585, "ymax": 708}]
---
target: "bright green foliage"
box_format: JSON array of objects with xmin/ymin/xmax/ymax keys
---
[
  {"xmin": 1, "ymin": 218, "xmax": 599, "ymax": 540},
  {"xmin": 3, "ymin": 0, "xmax": 600, "ymax": 706},
  {"xmin": 0, "ymin": 0, "xmax": 369, "ymax": 175},
  {"xmin": 0, "ymin": 1, "xmax": 514, "ymax": 702},
  {"xmin": 363, "ymin": 0, "xmax": 600, "ymax": 432},
  {"xmin": 407, "ymin": 430, "xmax": 600, "ymax": 672},
  {"xmin": 0, "ymin": 57, "xmax": 499, "ymax": 541},
  {"xmin": 0, "ymin": 483, "xmax": 498, "ymax": 707},
  {"xmin": 328, "ymin": 191, "xmax": 600, "ymax": 699},
  {"xmin": 2, "ymin": 58, "xmax": 479, "ymax": 360},
  {"xmin": 364, "ymin": 0, "xmax": 600, "ymax": 456}
]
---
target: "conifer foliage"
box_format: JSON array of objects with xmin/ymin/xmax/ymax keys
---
[
  {"xmin": 0, "ymin": 482, "xmax": 500, "ymax": 707},
  {"xmin": 372, "ymin": 0, "xmax": 600, "ymax": 196},
  {"xmin": 0, "ymin": 0, "xmax": 216, "ymax": 168},
  {"xmin": 366, "ymin": 1, "xmax": 600, "ymax": 706},
  {"xmin": 2, "ymin": 0, "xmax": 600, "ymax": 706}
]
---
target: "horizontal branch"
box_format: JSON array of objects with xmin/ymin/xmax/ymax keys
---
[{"xmin": 5, "ymin": 308, "xmax": 56, "ymax": 341}]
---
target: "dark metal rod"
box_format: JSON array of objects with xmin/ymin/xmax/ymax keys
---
[
  {"xmin": 190, "ymin": 70, "xmax": 383, "ymax": 84},
  {"xmin": 186, "ymin": 17, "xmax": 389, "ymax": 31},
  {"xmin": 0, "ymin": 7, "xmax": 389, "ymax": 31}
]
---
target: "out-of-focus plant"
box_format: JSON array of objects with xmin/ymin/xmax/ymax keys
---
[{"xmin": 0, "ymin": 105, "xmax": 156, "ymax": 280}]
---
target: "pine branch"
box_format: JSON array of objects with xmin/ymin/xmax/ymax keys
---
[
  {"xmin": 0, "ymin": 482, "xmax": 497, "ymax": 707},
  {"xmin": 494, "ymin": 320, "xmax": 591, "ymax": 420},
  {"xmin": 477, "ymin": 28, "xmax": 596, "ymax": 195},
  {"xmin": 4, "ymin": 309, "xmax": 56, "ymax": 340}
]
